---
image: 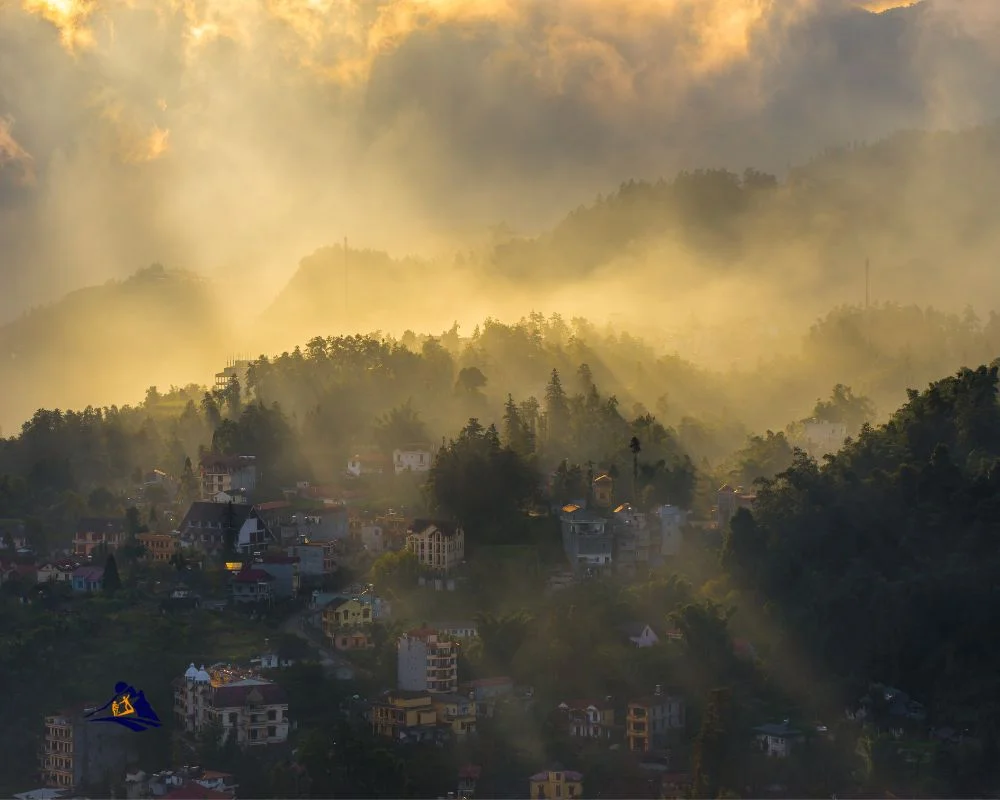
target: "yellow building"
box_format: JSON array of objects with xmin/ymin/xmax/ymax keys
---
[
  {"xmin": 137, "ymin": 532, "xmax": 179, "ymax": 563},
  {"xmin": 432, "ymin": 693, "xmax": 478, "ymax": 736},
  {"xmin": 626, "ymin": 689, "xmax": 686, "ymax": 753},
  {"xmin": 529, "ymin": 766, "xmax": 583, "ymax": 800},
  {"xmin": 406, "ymin": 519, "xmax": 465, "ymax": 572},
  {"xmin": 322, "ymin": 597, "xmax": 373, "ymax": 638},
  {"xmin": 370, "ymin": 690, "xmax": 443, "ymax": 742}
]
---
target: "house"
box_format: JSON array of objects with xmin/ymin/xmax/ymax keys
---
[
  {"xmin": 592, "ymin": 472, "xmax": 614, "ymax": 507},
  {"xmin": 290, "ymin": 541, "xmax": 338, "ymax": 584},
  {"xmin": 73, "ymin": 517, "xmax": 127, "ymax": 558},
  {"xmin": 754, "ymin": 720, "xmax": 804, "ymax": 757},
  {"xmin": 627, "ymin": 687, "xmax": 686, "ymax": 753},
  {"xmin": 370, "ymin": 690, "xmax": 449, "ymax": 743},
  {"xmin": 657, "ymin": 505, "xmax": 688, "ymax": 557},
  {"xmin": 432, "ymin": 693, "xmax": 478, "ymax": 735},
  {"xmin": 612, "ymin": 503, "xmax": 652, "ymax": 574},
  {"xmin": 557, "ymin": 699, "xmax": 616, "ymax": 739},
  {"xmin": 70, "ymin": 566, "xmax": 104, "ymax": 593},
  {"xmin": 0, "ymin": 559, "xmax": 37, "ymax": 586},
  {"xmin": 36, "ymin": 560, "xmax": 77, "ymax": 583},
  {"xmin": 406, "ymin": 520, "xmax": 465, "ymax": 572},
  {"xmin": 398, "ymin": 628, "xmax": 459, "ymax": 694},
  {"xmin": 255, "ymin": 553, "xmax": 299, "ymax": 598},
  {"xmin": 40, "ymin": 705, "xmax": 137, "ymax": 791},
  {"xmin": 137, "ymin": 531, "xmax": 179, "ymax": 563},
  {"xmin": 559, "ymin": 507, "xmax": 612, "ymax": 575},
  {"xmin": 323, "ymin": 597, "xmax": 375, "ymax": 631},
  {"xmin": 432, "ymin": 621, "xmax": 479, "ymax": 640},
  {"xmin": 716, "ymin": 485, "xmax": 756, "ymax": 529},
  {"xmin": 347, "ymin": 451, "xmax": 390, "ymax": 477},
  {"xmin": 173, "ymin": 665, "xmax": 290, "ymax": 747},
  {"xmin": 360, "ymin": 523, "xmax": 385, "ymax": 554},
  {"xmin": 178, "ymin": 502, "xmax": 274, "ymax": 555},
  {"xmin": 620, "ymin": 622, "xmax": 660, "ymax": 648},
  {"xmin": 528, "ymin": 766, "xmax": 583, "ymax": 800},
  {"xmin": 458, "ymin": 764, "xmax": 482, "ymax": 799},
  {"xmin": 230, "ymin": 568, "xmax": 275, "ymax": 605},
  {"xmin": 199, "ymin": 454, "xmax": 257, "ymax": 502},
  {"xmin": 392, "ymin": 444, "xmax": 433, "ymax": 475}
]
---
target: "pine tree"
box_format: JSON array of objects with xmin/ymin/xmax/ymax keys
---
[
  {"xmin": 102, "ymin": 553, "xmax": 122, "ymax": 595},
  {"xmin": 544, "ymin": 369, "xmax": 569, "ymax": 444}
]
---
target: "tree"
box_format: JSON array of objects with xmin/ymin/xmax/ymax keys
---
[
  {"xmin": 102, "ymin": 554, "xmax": 122, "ymax": 595},
  {"xmin": 373, "ymin": 400, "xmax": 429, "ymax": 454},
  {"xmin": 179, "ymin": 456, "xmax": 200, "ymax": 505},
  {"xmin": 812, "ymin": 383, "xmax": 877, "ymax": 436},
  {"xmin": 544, "ymin": 369, "xmax": 569, "ymax": 445},
  {"xmin": 87, "ymin": 487, "xmax": 119, "ymax": 514},
  {"xmin": 502, "ymin": 394, "xmax": 535, "ymax": 456},
  {"xmin": 370, "ymin": 549, "xmax": 420, "ymax": 593},
  {"xmin": 455, "ymin": 366, "xmax": 488, "ymax": 395},
  {"xmin": 691, "ymin": 688, "xmax": 740, "ymax": 798}
]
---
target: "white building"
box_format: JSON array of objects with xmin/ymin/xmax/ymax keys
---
[
  {"xmin": 392, "ymin": 445, "xmax": 433, "ymax": 475},
  {"xmin": 657, "ymin": 505, "xmax": 688, "ymax": 557},
  {"xmin": 397, "ymin": 628, "xmax": 459, "ymax": 694}
]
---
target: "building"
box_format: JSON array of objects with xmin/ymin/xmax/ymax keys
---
[
  {"xmin": 406, "ymin": 520, "xmax": 465, "ymax": 572},
  {"xmin": 457, "ymin": 765, "xmax": 482, "ymax": 800},
  {"xmin": 432, "ymin": 693, "xmax": 478, "ymax": 735},
  {"xmin": 177, "ymin": 502, "xmax": 274, "ymax": 555},
  {"xmin": 559, "ymin": 506, "xmax": 612, "ymax": 575},
  {"xmin": 359, "ymin": 523, "xmax": 385, "ymax": 554},
  {"xmin": 626, "ymin": 688, "xmax": 686, "ymax": 753},
  {"xmin": 801, "ymin": 420, "xmax": 848, "ymax": 458},
  {"xmin": 323, "ymin": 597, "xmax": 375, "ymax": 631},
  {"xmin": 460, "ymin": 677, "xmax": 514, "ymax": 715},
  {"xmin": 656, "ymin": 505, "xmax": 688, "ymax": 557},
  {"xmin": 289, "ymin": 541, "xmax": 337, "ymax": 584},
  {"xmin": 40, "ymin": 705, "xmax": 137, "ymax": 791},
  {"xmin": 199, "ymin": 454, "xmax": 257, "ymax": 502},
  {"xmin": 754, "ymin": 720, "xmax": 804, "ymax": 758},
  {"xmin": 528, "ymin": 766, "xmax": 583, "ymax": 800},
  {"xmin": 716, "ymin": 485, "xmax": 756, "ymax": 530},
  {"xmin": 297, "ymin": 504, "xmax": 349, "ymax": 542},
  {"xmin": 137, "ymin": 532, "xmax": 179, "ymax": 563},
  {"xmin": 173, "ymin": 664, "xmax": 290, "ymax": 747},
  {"xmin": 73, "ymin": 518, "xmax": 127, "ymax": 558},
  {"xmin": 370, "ymin": 690, "xmax": 448, "ymax": 743},
  {"xmin": 592, "ymin": 473, "xmax": 614, "ymax": 507},
  {"xmin": 230, "ymin": 568, "xmax": 275, "ymax": 605},
  {"xmin": 70, "ymin": 566, "xmax": 104, "ymax": 593},
  {"xmin": 612, "ymin": 503, "xmax": 652, "ymax": 574},
  {"xmin": 557, "ymin": 699, "xmax": 616, "ymax": 739},
  {"xmin": 398, "ymin": 628, "xmax": 459, "ymax": 694},
  {"xmin": 392, "ymin": 445, "xmax": 433, "ymax": 475},
  {"xmin": 346, "ymin": 451, "xmax": 390, "ymax": 477},
  {"xmin": 620, "ymin": 622, "xmax": 660, "ymax": 648},
  {"xmin": 432, "ymin": 621, "xmax": 478, "ymax": 640},
  {"xmin": 214, "ymin": 358, "xmax": 250, "ymax": 393},
  {"xmin": 255, "ymin": 554, "xmax": 300, "ymax": 598},
  {"xmin": 332, "ymin": 630, "xmax": 375, "ymax": 651},
  {"xmin": 36, "ymin": 560, "xmax": 78, "ymax": 583}
]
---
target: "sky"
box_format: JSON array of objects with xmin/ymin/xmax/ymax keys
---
[{"xmin": 1, "ymin": 0, "xmax": 999, "ymax": 319}]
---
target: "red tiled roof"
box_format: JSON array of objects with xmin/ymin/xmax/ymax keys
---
[
  {"xmin": 255, "ymin": 501, "xmax": 290, "ymax": 511},
  {"xmin": 562, "ymin": 698, "xmax": 614, "ymax": 711},
  {"xmin": 213, "ymin": 681, "xmax": 287, "ymax": 708},
  {"xmin": 163, "ymin": 781, "xmax": 233, "ymax": 799},
  {"xmin": 260, "ymin": 554, "xmax": 299, "ymax": 564},
  {"xmin": 406, "ymin": 627, "xmax": 440, "ymax": 640},
  {"xmin": 233, "ymin": 568, "xmax": 274, "ymax": 583}
]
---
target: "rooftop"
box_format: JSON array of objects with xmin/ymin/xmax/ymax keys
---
[{"xmin": 409, "ymin": 519, "xmax": 461, "ymax": 537}]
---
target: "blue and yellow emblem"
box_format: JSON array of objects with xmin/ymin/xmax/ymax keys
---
[{"xmin": 85, "ymin": 681, "xmax": 162, "ymax": 732}]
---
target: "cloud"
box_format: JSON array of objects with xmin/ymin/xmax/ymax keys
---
[
  {"xmin": 0, "ymin": 116, "xmax": 35, "ymax": 187},
  {"xmin": 0, "ymin": 0, "xmax": 999, "ymax": 320}
]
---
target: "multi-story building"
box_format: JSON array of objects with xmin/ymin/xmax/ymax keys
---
[
  {"xmin": 398, "ymin": 628, "xmax": 459, "ymax": 694},
  {"xmin": 626, "ymin": 687, "xmax": 686, "ymax": 753},
  {"xmin": 347, "ymin": 450, "xmax": 391, "ymax": 477},
  {"xmin": 406, "ymin": 520, "xmax": 465, "ymax": 572},
  {"xmin": 716, "ymin": 485, "xmax": 756, "ymax": 529},
  {"xmin": 290, "ymin": 541, "xmax": 338, "ymax": 584},
  {"xmin": 173, "ymin": 664, "xmax": 289, "ymax": 747},
  {"xmin": 657, "ymin": 505, "xmax": 688, "ymax": 557},
  {"xmin": 559, "ymin": 506, "xmax": 612, "ymax": 576},
  {"xmin": 528, "ymin": 766, "xmax": 583, "ymax": 800},
  {"xmin": 137, "ymin": 532, "xmax": 179, "ymax": 563},
  {"xmin": 297, "ymin": 504, "xmax": 349, "ymax": 542},
  {"xmin": 199, "ymin": 454, "xmax": 257, "ymax": 502},
  {"xmin": 369, "ymin": 690, "xmax": 448, "ymax": 743},
  {"xmin": 40, "ymin": 705, "xmax": 137, "ymax": 791},
  {"xmin": 255, "ymin": 554, "xmax": 300, "ymax": 598},
  {"xmin": 392, "ymin": 445, "xmax": 433, "ymax": 475},
  {"xmin": 73, "ymin": 518, "xmax": 127, "ymax": 558},
  {"xmin": 214, "ymin": 359, "xmax": 251, "ymax": 394},
  {"xmin": 556, "ymin": 699, "xmax": 617, "ymax": 739},
  {"xmin": 432, "ymin": 693, "xmax": 478, "ymax": 736},
  {"xmin": 177, "ymin": 502, "xmax": 273, "ymax": 555},
  {"xmin": 611, "ymin": 503, "xmax": 652, "ymax": 575},
  {"xmin": 230, "ymin": 568, "xmax": 275, "ymax": 605}
]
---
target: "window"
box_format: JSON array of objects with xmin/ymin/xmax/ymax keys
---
[
  {"xmin": 268, "ymin": 725, "xmax": 276, "ymax": 737},
  {"xmin": 268, "ymin": 709, "xmax": 276, "ymax": 720},
  {"xmin": 229, "ymin": 712, "xmax": 237, "ymax": 724}
]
